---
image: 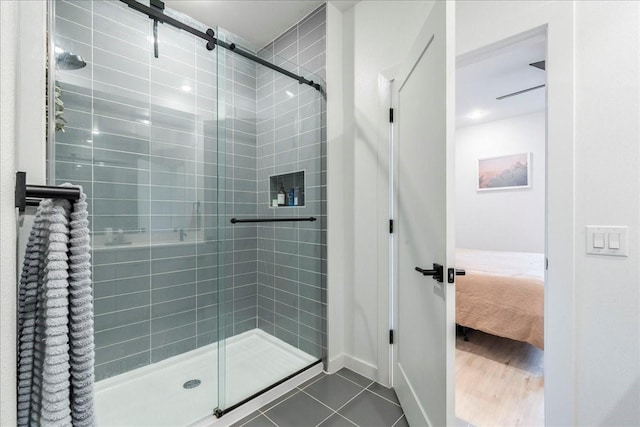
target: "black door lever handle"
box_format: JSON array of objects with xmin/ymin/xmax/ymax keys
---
[
  {"xmin": 415, "ymin": 266, "xmax": 437, "ymax": 275},
  {"xmin": 415, "ymin": 263, "xmax": 444, "ymax": 282}
]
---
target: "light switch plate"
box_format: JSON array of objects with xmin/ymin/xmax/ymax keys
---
[{"xmin": 586, "ymin": 226, "xmax": 628, "ymax": 256}]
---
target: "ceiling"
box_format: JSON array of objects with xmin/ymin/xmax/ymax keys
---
[
  {"xmin": 164, "ymin": 0, "xmax": 325, "ymax": 49},
  {"xmin": 162, "ymin": 1, "xmax": 541, "ymax": 128},
  {"xmin": 456, "ymin": 35, "xmax": 546, "ymax": 128}
]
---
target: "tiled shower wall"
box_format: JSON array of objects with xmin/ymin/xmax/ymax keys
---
[
  {"xmin": 54, "ymin": 0, "xmax": 260, "ymax": 380},
  {"xmin": 219, "ymin": 51, "xmax": 260, "ymax": 339},
  {"xmin": 255, "ymin": 5, "xmax": 327, "ymax": 359}
]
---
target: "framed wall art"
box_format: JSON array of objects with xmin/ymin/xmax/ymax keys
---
[{"xmin": 477, "ymin": 152, "xmax": 531, "ymax": 191}]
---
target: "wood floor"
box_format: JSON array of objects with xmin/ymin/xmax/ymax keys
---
[{"xmin": 455, "ymin": 329, "xmax": 544, "ymax": 427}]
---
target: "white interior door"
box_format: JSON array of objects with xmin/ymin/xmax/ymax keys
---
[{"xmin": 392, "ymin": 2, "xmax": 455, "ymax": 426}]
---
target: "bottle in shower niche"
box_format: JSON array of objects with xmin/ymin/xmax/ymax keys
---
[
  {"xmin": 294, "ymin": 187, "xmax": 300, "ymax": 206},
  {"xmin": 288, "ymin": 188, "xmax": 295, "ymax": 206},
  {"xmin": 278, "ymin": 183, "xmax": 286, "ymax": 206}
]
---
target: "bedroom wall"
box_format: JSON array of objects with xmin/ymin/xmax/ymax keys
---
[{"xmin": 455, "ymin": 111, "xmax": 545, "ymax": 253}]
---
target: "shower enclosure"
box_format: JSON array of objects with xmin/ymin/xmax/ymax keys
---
[{"xmin": 50, "ymin": 0, "xmax": 326, "ymax": 424}]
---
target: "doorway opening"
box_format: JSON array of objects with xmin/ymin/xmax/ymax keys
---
[{"xmin": 454, "ymin": 30, "xmax": 547, "ymax": 426}]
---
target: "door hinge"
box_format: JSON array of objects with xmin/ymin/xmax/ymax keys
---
[
  {"xmin": 389, "ymin": 108, "xmax": 394, "ymax": 123},
  {"xmin": 546, "ymin": 257, "xmax": 549, "ymax": 270},
  {"xmin": 389, "ymin": 219, "xmax": 394, "ymax": 234},
  {"xmin": 389, "ymin": 329, "xmax": 394, "ymax": 344}
]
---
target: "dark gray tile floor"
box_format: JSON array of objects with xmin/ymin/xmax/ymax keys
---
[{"xmin": 230, "ymin": 369, "xmax": 408, "ymax": 427}]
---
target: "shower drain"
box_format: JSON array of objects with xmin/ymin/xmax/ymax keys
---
[{"xmin": 183, "ymin": 379, "xmax": 201, "ymax": 389}]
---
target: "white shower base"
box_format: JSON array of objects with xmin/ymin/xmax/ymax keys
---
[{"xmin": 95, "ymin": 329, "xmax": 317, "ymax": 427}]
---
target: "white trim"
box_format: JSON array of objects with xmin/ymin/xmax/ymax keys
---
[
  {"xmin": 455, "ymin": 2, "xmax": 576, "ymax": 424},
  {"xmin": 343, "ymin": 355, "xmax": 378, "ymax": 382},
  {"xmin": 376, "ymin": 63, "xmax": 393, "ymax": 388},
  {"xmin": 325, "ymin": 1, "xmax": 347, "ymax": 377},
  {"xmin": 325, "ymin": 353, "xmax": 346, "ymax": 374}
]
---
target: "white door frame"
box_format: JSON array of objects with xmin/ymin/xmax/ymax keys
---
[
  {"xmin": 378, "ymin": 3, "xmax": 576, "ymax": 425},
  {"xmin": 453, "ymin": 4, "xmax": 576, "ymax": 424}
]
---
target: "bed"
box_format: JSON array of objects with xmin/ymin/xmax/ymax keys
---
[{"xmin": 455, "ymin": 248, "xmax": 545, "ymax": 349}]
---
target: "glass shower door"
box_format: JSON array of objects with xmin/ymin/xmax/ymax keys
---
[
  {"xmin": 51, "ymin": 1, "xmax": 225, "ymax": 424},
  {"xmin": 215, "ymin": 27, "xmax": 327, "ymax": 412},
  {"xmin": 145, "ymin": 13, "xmax": 224, "ymax": 424}
]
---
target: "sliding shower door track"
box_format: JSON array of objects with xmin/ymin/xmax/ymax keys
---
[
  {"xmin": 120, "ymin": 0, "xmax": 324, "ymax": 95},
  {"xmin": 213, "ymin": 359, "xmax": 323, "ymax": 418}
]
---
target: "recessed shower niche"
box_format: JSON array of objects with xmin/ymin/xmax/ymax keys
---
[{"xmin": 269, "ymin": 171, "xmax": 305, "ymax": 207}]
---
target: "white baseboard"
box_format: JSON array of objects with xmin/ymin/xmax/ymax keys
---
[
  {"xmin": 343, "ymin": 355, "xmax": 380, "ymax": 383},
  {"xmin": 326, "ymin": 354, "xmax": 345, "ymax": 374},
  {"xmin": 327, "ymin": 353, "xmax": 383, "ymax": 385}
]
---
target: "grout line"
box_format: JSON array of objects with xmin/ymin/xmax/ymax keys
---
[
  {"xmin": 56, "ymin": 12, "xmax": 91, "ymax": 31},
  {"xmin": 151, "ymin": 335, "xmax": 194, "ymax": 352},
  {"xmin": 293, "ymin": 390, "xmax": 341, "ymax": 426},
  {"xmin": 391, "ymin": 414, "xmax": 407, "ymax": 427},
  {"xmin": 296, "ymin": 373, "xmax": 325, "ymax": 391},
  {"xmin": 298, "ymin": 390, "xmax": 338, "ymax": 412},
  {"xmin": 94, "ymin": 348, "xmax": 149, "ymax": 368},
  {"xmin": 95, "ymin": 344, "xmax": 152, "ymax": 369},
  {"xmin": 334, "ymin": 371, "xmax": 374, "ymax": 389},
  {"xmin": 94, "ymin": 288, "xmax": 150, "ymax": 302},
  {"xmin": 95, "ymin": 334, "xmax": 149, "ymax": 352},
  {"xmin": 332, "ymin": 387, "xmax": 368, "ymax": 413},
  {"xmin": 305, "ymin": 385, "xmax": 371, "ymax": 427},
  {"xmin": 364, "ymin": 384, "xmax": 403, "ymax": 408},
  {"xmin": 94, "ymin": 318, "xmax": 149, "ymax": 334},
  {"xmin": 321, "ymin": 413, "xmax": 359, "ymax": 427},
  {"xmin": 236, "ymin": 411, "xmax": 262, "ymax": 427},
  {"xmin": 260, "ymin": 412, "xmax": 279, "ymax": 427},
  {"xmin": 258, "ymin": 389, "xmax": 298, "ymax": 414},
  {"xmin": 314, "ymin": 412, "xmax": 336, "ymax": 427}
]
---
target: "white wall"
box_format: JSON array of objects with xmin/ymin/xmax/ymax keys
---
[
  {"xmin": 0, "ymin": 2, "xmax": 19, "ymax": 424},
  {"xmin": 350, "ymin": 0, "xmax": 434, "ymax": 384},
  {"xmin": 326, "ymin": 0, "xmax": 434, "ymax": 384},
  {"xmin": 573, "ymin": 2, "xmax": 640, "ymax": 425},
  {"xmin": 458, "ymin": 1, "xmax": 640, "ymax": 425},
  {"xmin": 456, "ymin": 111, "xmax": 545, "ymax": 253},
  {"xmin": 326, "ymin": 1, "xmax": 347, "ymax": 372},
  {"xmin": 0, "ymin": 1, "xmax": 48, "ymax": 423}
]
